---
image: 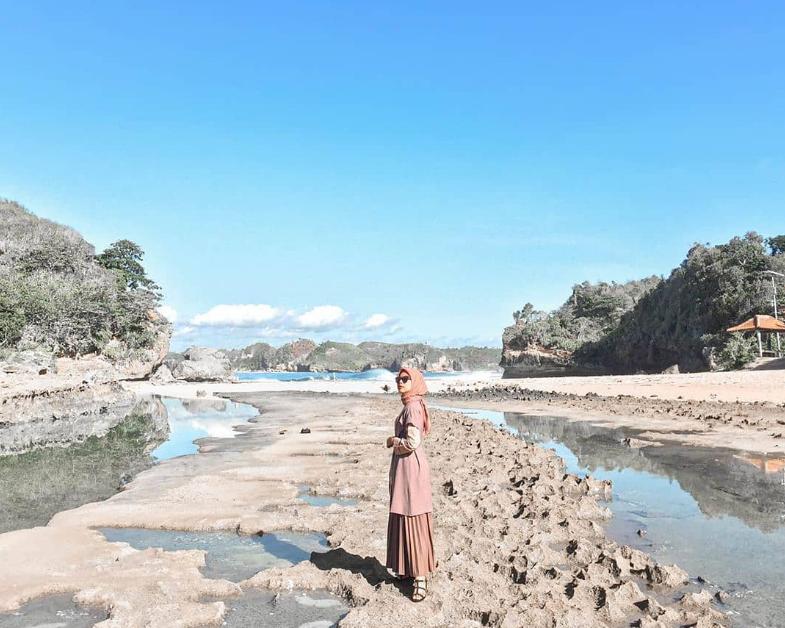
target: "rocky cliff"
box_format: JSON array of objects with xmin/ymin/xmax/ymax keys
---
[
  {"xmin": 502, "ymin": 232, "xmax": 785, "ymax": 376},
  {"xmin": 0, "ymin": 199, "xmax": 171, "ymax": 453}
]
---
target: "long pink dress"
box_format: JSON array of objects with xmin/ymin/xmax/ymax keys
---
[{"xmin": 386, "ymin": 397, "xmax": 435, "ymax": 577}]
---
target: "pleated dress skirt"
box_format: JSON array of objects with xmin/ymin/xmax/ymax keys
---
[{"xmin": 385, "ymin": 511, "xmax": 435, "ymax": 577}]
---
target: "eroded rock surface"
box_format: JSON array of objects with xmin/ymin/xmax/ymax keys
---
[{"xmin": 0, "ymin": 393, "xmax": 726, "ymax": 627}]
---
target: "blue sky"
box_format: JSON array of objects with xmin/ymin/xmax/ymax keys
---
[{"xmin": 1, "ymin": 2, "xmax": 784, "ymax": 350}]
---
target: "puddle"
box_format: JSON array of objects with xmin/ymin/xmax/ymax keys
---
[
  {"xmin": 151, "ymin": 396, "xmax": 258, "ymax": 460},
  {"xmin": 0, "ymin": 593, "xmax": 105, "ymax": 628},
  {"xmin": 0, "ymin": 586, "xmax": 347, "ymax": 628},
  {"xmin": 0, "ymin": 396, "xmax": 260, "ymax": 533},
  {"xmin": 297, "ymin": 484, "xmax": 357, "ymax": 508},
  {"xmin": 219, "ymin": 589, "xmax": 347, "ymax": 627},
  {"xmin": 0, "ymin": 398, "xmax": 168, "ymax": 533},
  {"xmin": 439, "ymin": 405, "xmax": 785, "ymax": 628},
  {"xmin": 98, "ymin": 528, "xmax": 330, "ymax": 582}
]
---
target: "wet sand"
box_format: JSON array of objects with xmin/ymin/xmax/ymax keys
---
[{"xmin": 0, "ymin": 391, "xmax": 724, "ymax": 627}]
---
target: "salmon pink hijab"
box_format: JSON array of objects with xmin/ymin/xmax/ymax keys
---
[{"xmin": 398, "ymin": 366, "xmax": 431, "ymax": 436}]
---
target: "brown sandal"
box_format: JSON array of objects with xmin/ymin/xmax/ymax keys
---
[{"xmin": 412, "ymin": 577, "xmax": 427, "ymax": 602}]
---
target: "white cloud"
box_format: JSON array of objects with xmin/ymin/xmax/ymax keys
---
[
  {"xmin": 176, "ymin": 303, "xmax": 407, "ymax": 350},
  {"xmin": 191, "ymin": 304, "xmax": 281, "ymax": 327},
  {"xmin": 157, "ymin": 305, "xmax": 178, "ymax": 323},
  {"xmin": 363, "ymin": 313, "xmax": 392, "ymax": 329},
  {"xmin": 294, "ymin": 305, "xmax": 348, "ymax": 330}
]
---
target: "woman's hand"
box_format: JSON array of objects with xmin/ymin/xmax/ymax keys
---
[{"xmin": 386, "ymin": 436, "xmax": 396, "ymax": 448}]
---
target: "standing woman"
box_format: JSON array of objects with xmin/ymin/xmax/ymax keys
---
[{"xmin": 385, "ymin": 366, "xmax": 435, "ymax": 602}]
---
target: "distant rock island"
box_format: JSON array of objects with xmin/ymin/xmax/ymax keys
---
[{"xmin": 169, "ymin": 339, "xmax": 501, "ymax": 375}]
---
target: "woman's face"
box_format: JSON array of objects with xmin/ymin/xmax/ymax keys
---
[{"xmin": 396, "ymin": 371, "xmax": 413, "ymax": 394}]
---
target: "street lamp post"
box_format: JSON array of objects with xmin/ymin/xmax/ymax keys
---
[{"xmin": 764, "ymin": 270, "xmax": 784, "ymax": 357}]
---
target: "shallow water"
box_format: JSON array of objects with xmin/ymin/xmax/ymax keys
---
[
  {"xmin": 0, "ymin": 399, "xmax": 168, "ymax": 533},
  {"xmin": 98, "ymin": 528, "xmax": 330, "ymax": 582},
  {"xmin": 441, "ymin": 405, "xmax": 785, "ymax": 628},
  {"xmin": 0, "ymin": 396, "xmax": 258, "ymax": 533},
  {"xmin": 0, "ymin": 581, "xmax": 347, "ymax": 628},
  {"xmin": 220, "ymin": 589, "xmax": 347, "ymax": 628},
  {"xmin": 298, "ymin": 484, "xmax": 358, "ymax": 508},
  {"xmin": 0, "ymin": 593, "xmax": 106, "ymax": 628},
  {"xmin": 151, "ymin": 396, "xmax": 258, "ymax": 460},
  {"xmin": 235, "ymin": 369, "xmax": 464, "ymax": 383}
]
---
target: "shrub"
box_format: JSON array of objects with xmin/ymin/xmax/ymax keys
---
[{"xmin": 715, "ymin": 334, "xmax": 758, "ymax": 370}]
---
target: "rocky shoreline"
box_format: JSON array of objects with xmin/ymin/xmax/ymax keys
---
[
  {"xmin": 434, "ymin": 380, "xmax": 785, "ymax": 454},
  {"xmin": 0, "ymin": 379, "xmax": 139, "ymax": 455},
  {"xmin": 0, "ymin": 392, "xmax": 726, "ymax": 627}
]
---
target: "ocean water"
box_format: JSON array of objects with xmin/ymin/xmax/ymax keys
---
[{"xmin": 235, "ymin": 368, "xmax": 465, "ymax": 383}]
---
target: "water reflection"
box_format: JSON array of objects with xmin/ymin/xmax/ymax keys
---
[
  {"xmin": 151, "ymin": 396, "xmax": 258, "ymax": 460},
  {"xmin": 445, "ymin": 406, "xmax": 785, "ymax": 628},
  {"xmin": 499, "ymin": 411, "xmax": 785, "ymax": 533},
  {"xmin": 0, "ymin": 395, "xmax": 260, "ymax": 533},
  {"xmin": 99, "ymin": 528, "xmax": 330, "ymax": 582},
  {"xmin": 0, "ymin": 397, "xmax": 168, "ymax": 533}
]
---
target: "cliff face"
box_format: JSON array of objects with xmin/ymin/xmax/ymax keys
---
[{"xmin": 224, "ymin": 339, "xmax": 500, "ymax": 373}]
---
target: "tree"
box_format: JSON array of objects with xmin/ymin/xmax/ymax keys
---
[
  {"xmin": 768, "ymin": 235, "xmax": 785, "ymax": 256},
  {"xmin": 95, "ymin": 240, "xmax": 160, "ymax": 293},
  {"xmin": 513, "ymin": 303, "xmax": 536, "ymax": 323}
]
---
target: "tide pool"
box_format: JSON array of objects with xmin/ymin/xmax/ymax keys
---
[{"xmin": 151, "ymin": 396, "xmax": 258, "ymax": 460}]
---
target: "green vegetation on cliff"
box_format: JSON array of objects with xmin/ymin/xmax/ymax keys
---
[
  {"xmin": 577, "ymin": 233, "xmax": 785, "ymax": 372},
  {"xmin": 504, "ymin": 233, "xmax": 785, "ymax": 374},
  {"xmin": 505, "ymin": 277, "xmax": 661, "ymax": 358},
  {"xmin": 0, "ymin": 200, "xmax": 167, "ymax": 357},
  {"xmin": 224, "ymin": 339, "xmax": 500, "ymax": 372}
]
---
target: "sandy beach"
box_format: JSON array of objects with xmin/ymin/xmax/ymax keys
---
[{"xmin": 0, "ymin": 388, "xmax": 726, "ymax": 627}]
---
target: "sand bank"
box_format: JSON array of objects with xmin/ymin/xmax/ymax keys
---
[{"xmin": 497, "ymin": 369, "xmax": 785, "ymax": 404}]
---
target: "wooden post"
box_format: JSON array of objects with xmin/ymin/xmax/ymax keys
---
[{"xmin": 757, "ymin": 330, "xmax": 763, "ymax": 357}]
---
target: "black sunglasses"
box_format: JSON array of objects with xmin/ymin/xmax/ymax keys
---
[{"xmin": 395, "ymin": 375, "xmax": 411, "ymax": 384}]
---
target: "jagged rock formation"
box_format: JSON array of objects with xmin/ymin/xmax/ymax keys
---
[
  {"xmin": 222, "ymin": 339, "xmax": 500, "ymax": 373},
  {"xmin": 223, "ymin": 339, "xmax": 317, "ymax": 371},
  {"xmin": 0, "ymin": 199, "xmax": 170, "ymax": 366}
]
